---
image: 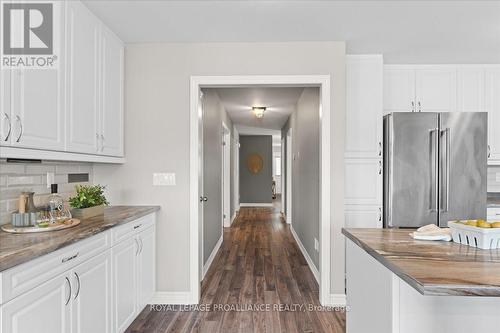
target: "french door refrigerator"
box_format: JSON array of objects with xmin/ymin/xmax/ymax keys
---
[{"xmin": 383, "ymin": 112, "xmax": 487, "ymax": 228}]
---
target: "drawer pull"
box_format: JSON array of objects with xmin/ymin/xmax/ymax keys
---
[
  {"xmin": 133, "ymin": 224, "xmax": 142, "ymax": 230},
  {"xmin": 62, "ymin": 252, "xmax": 79, "ymax": 263}
]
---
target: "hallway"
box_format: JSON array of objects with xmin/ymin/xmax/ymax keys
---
[{"xmin": 126, "ymin": 206, "xmax": 346, "ymax": 332}]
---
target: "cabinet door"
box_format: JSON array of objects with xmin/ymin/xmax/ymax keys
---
[
  {"xmin": 457, "ymin": 67, "xmax": 485, "ymax": 112},
  {"xmin": 100, "ymin": 26, "xmax": 124, "ymax": 157},
  {"xmin": 1, "ymin": 273, "xmax": 71, "ymax": 333},
  {"xmin": 66, "ymin": 1, "xmax": 100, "ymax": 154},
  {"xmin": 137, "ymin": 226, "xmax": 155, "ymax": 310},
  {"xmin": 383, "ymin": 68, "xmax": 415, "ymax": 113},
  {"xmin": 1, "ymin": 69, "xmax": 11, "ymax": 145},
  {"xmin": 486, "ymin": 68, "xmax": 500, "ymax": 162},
  {"xmin": 72, "ymin": 251, "xmax": 112, "ymax": 333},
  {"xmin": 345, "ymin": 206, "xmax": 382, "ymax": 228},
  {"xmin": 112, "ymin": 237, "xmax": 138, "ymax": 333},
  {"xmin": 11, "ymin": 68, "xmax": 65, "ymax": 150},
  {"xmin": 345, "ymin": 159, "xmax": 383, "ymax": 206},
  {"xmin": 346, "ymin": 56, "xmax": 383, "ymax": 158},
  {"xmin": 415, "ymin": 68, "xmax": 457, "ymax": 112}
]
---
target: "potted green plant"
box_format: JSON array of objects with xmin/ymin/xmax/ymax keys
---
[{"xmin": 69, "ymin": 185, "xmax": 109, "ymax": 219}]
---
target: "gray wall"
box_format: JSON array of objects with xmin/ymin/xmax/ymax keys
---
[
  {"xmin": 200, "ymin": 89, "xmax": 233, "ymax": 265},
  {"xmin": 239, "ymin": 135, "xmax": 273, "ymax": 204},
  {"xmin": 282, "ymin": 88, "xmax": 320, "ymax": 268},
  {"xmin": 92, "ymin": 41, "xmax": 346, "ymax": 295}
]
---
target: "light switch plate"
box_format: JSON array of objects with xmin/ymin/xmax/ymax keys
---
[
  {"xmin": 153, "ymin": 173, "xmax": 176, "ymax": 186},
  {"xmin": 314, "ymin": 238, "xmax": 319, "ymax": 252}
]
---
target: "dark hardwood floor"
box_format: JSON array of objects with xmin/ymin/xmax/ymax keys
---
[{"xmin": 126, "ymin": 202, "xmax": 346, "ymax": 333}]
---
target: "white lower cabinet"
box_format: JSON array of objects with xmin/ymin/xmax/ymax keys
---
[
  {"xmin": 1, "ymin": 272, "xmax": 71, "ymax": 333},
  {"xmin": 72, "ymin": 251, "xmax": 112, "ymax": 333},
  {"xmin": 345, "ymin": 206, "xmax": 383, "ymax": 229},
  {"xmin": 0, "ymin": 213, "xmax": 156, "ymax": 333},
  {"xmin": 112, "ymin": 237, "xmax": 138, "ymax": 333}
]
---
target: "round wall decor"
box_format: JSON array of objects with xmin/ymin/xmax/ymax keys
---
[{"xmin": 247, "ymin": 154, "xmax": 264, "ymax": 174}]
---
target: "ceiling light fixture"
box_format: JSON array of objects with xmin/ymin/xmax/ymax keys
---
[{"xmin": 252, "ymin": 106, "xmax": 266, "ymax": 119}]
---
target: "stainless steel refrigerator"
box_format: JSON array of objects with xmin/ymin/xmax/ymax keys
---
[{"xmin": 383, "ymin": 112, "xmax": 487, "ymax": 228}]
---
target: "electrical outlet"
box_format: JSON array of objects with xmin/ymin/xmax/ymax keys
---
[
  {"xmin": 153, "ymin": 173, "xmax": 176, "ymax": 186},
  {"xmin": 314, "ymin": 238, "xmax": 319, "ymax": 252},
  {"xmin": 46, "ymin": 172, "xmax": 54, "ymax": 188}
]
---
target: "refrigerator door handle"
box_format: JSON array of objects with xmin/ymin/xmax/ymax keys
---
[
  {"xmin": 429, "ymin": 128, "xmax": 439, "ymax": 212},
  {"xmin": 441, "ymin": 128, "xmax": 451, "ymax": 212}
]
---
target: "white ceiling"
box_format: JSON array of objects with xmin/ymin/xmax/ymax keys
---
[
  {"xmin": 213, "ymin": 87, "xmax": 303, "ymax": 133},
  {"xmin": 84, "ymin": 1, "xmax": 500, "ymax": 63}
]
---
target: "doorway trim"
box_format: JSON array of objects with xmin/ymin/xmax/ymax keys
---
[
  {"xmin": 190, "ymin": 75, "xmax": 332, "ymax": 306},
  {"xmin": 222, "ymin": 122, "xmax": 231, "ymax": 228},
  {"xmin": 286, "ymin": 127, "xmax": 293, "ymax": 225}
]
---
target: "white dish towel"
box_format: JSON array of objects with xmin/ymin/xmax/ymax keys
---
[{"xmin": 409, "ymin": 224, "xmax": 452, "ymax": 242}]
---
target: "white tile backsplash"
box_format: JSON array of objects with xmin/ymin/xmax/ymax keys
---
[
  {"xmin": 0, "ymin": 160, "xmax": 94, "ymax": 225},
  {"xmin": 489, "ymin": 166, "xmax": 500, "ymax": 193}
]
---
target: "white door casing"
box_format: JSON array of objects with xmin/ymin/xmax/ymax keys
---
[
  {"xmin": 286, "ymin": 128, "xmax": 293, "ymax": 225},
  {"xmin": 222, "ymin": 123, "xmax": 231, "ymax": 228},
  {"xmin": 190, "ymin": 75, "xmax": 332, "ymax": 306}
]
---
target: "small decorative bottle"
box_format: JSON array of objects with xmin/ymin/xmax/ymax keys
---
[{"xmin": 48, "ymin": 184, "xmax": 63, "ymax": 223}]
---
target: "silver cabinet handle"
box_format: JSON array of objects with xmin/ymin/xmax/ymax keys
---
[
  {"xmin": 96, "ymin": 133, "xmax": 100, "ymax": 151},
  {"xmin": 3, "ymin": 113, "xmax": 11, "ymax": 141},
  {"xmin": 62, "ymin": 252, "xmax": 79, "ymax": 263},
  {"xmin": 65, "ymin": 277, "xmax": 71, "ymax": 306},
  {"xmin": 100, "ymin": 134, "xmax": 105, "ymax": 152},
  {"xmin": 139, "ymin": 237, "xmax": 143, "ymax": 254},
  {"xmin": 378, "ymin": 207, "xmax": 382, "ymax": 222},
  {"xmin": 378, "ymin": 142, "xmax": 382, "ymax": 156},
  {"xmin": 411, "ymin": 101, "xmax": 415, "ymax": 112},
  {"xmin": 135, "ymin": 238, "xmax": 140, "ymax": 256},
  {"xmin": 418, "ymin": 101, "xmax": 422, "ymax": 112},
  {"xmin": 133, "ymin": 224, "xmax": 142, "ymax": 230},
  {"xmin": 15, "ymin": 115, "xmax": 22, "ymax": 142},
  {"xmin": 378, "ymin": 161, "xmax": 382, "ymax": 175},
  {"xmin": 74, "ymin": 272, "xmax": 81, "ymax": 300},
  {"xmin": 488, "ymin": 145, "xmax": 491, "ymax": 159}
]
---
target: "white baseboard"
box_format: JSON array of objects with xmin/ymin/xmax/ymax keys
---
[
  {"xmin": 151, "ymin": 292, "xmax": 193, "ymax": 304},
  {"xmin": 231, "ymin": 210, "xmax": 239, "ymax": 224},
  {"xmin": 240, "ymin": 203, "xmax": 273, "ymax": 207},
  {"xmin": 326, "ymin": 294, "xmax": 347, "ymax": 307},
  {"xmin": 290, "ymin": 225, "xmax": 319, "ymax": 283},
  {"xmin": 202, "ymin": 235, "xmax": 223, "ymax": 278}
]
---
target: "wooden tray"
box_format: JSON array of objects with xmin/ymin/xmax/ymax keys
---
[{"xmin": 1, "ymin": 219, "xmax": 81, "ymax": 234}]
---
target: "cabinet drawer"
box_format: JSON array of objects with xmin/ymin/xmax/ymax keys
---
[
  {"xmin": 111, "ymin": 213, "xmax": 155, "ymax": 246},
  {"xmin": 0, "ymin": 231, "xmax": 109, "ymax": 305}
]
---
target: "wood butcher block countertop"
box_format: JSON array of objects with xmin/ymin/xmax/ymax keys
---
[
  {"xmin": 0, "ymin": 205, "xmax": 160, "ymax": 272},
  {"xmin": 342, "ymin": 228, "xmax": 500, "ymax": 297}
]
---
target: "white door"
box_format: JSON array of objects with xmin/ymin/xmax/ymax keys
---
[
  {"xmin": 415, "ymin": 68, "xmax": 457, "ymax": 112},
  {"xmin": 112, "ymin": 237, "xmax": 138, "ymax": 333},
  {"xmin": 66, "ymin": 1, "xmax": 100, "ymax": 154},
  {"xmin": 72, "ymin": 251, "xmax": 112, "ymax": 333},
  {"xmin": 100, "ymin": 25, "xmax": 124, "ymax": 157},
  {"xmin": 383, "ymin": 68, "xmax": 416, "ymax": 113},
  {"xmin": 457, "ymin": 67, "xmax": 485, "ymax": 112},
  {"xmin": 11, "ymin": 68, "xmax": 65, "ymax": 150},
  {"xmin": 286, "ymin": 128, "xmax": 292, "ymax": 224},
  {"xmin": 137, "ymin": 226, "xmax": 156, "ymax": 310},
  {"xmin": 1, "ymin": 273, "xmax": 71, "ymax": 333},
  {"xmin": 344, "ymin": 159, "xmax": 383, "ymax": 206},
  {"xmin": 486, "ymin": 68, "xmax": 500, "ymax": 162},
  {"xmin": 345, "ymin": 206, "xmax": 382, "ymax": 229},
  {"xmin": 1, "ymin": 68, "xmax": 11, "ymax": 144},
  {"xmin": 222, "ymin": 125, "xmax": 231, "ymax": 227},
  {"xmin": 346, "ymin": 56, "xmax": 383, "ymax": 158}
]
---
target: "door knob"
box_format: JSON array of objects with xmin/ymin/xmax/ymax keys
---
[{"xmin": 199, "ymin": 196, "xmax": 208, "ymax": 202}]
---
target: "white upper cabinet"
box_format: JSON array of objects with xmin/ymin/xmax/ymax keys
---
[
  {"xmin": 100, "ymin": 25, "xmax": 124, "ymax": 157},
  {"xmin": 486, "ymin": 68, "xmax": 500, "ymax": 163},
  {"xmin": 384, "ymin": 68, "xmax": 416, "ymax": 113},
  {"xmin": 66, "ymin": 0, "xmax": 100, "ymax": 154},
  {"xmin": 346, "ymin": 55, "xmax": 383, "ymax": 158},
  {"xmin": 0, "ymin": 69, "xmax": 11, "ymax": 145},
  {"xmin": 457, "ymin": 67, "xmax": 485, "ymax": 112},
  {"xmin": 384, "ymin": 66, "xmax": 457, "ymax": 113},
  {"xmin": 415, "ymin": 68, "xmax": 456, "ymax": 113},
  {"xmin": 345, "ymin": 159, "xmax": 383, "ymax": 206}
]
